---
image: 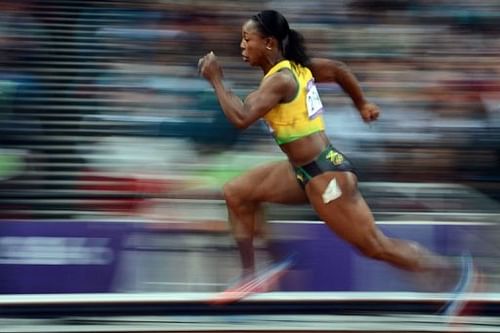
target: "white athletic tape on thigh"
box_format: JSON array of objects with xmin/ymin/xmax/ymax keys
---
[{"xmin": 322, "ymin": 178, "xmax": 342, "ymax": 204}]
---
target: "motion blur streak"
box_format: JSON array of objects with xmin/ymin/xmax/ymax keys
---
[{"xmin": 0, "ymin": 0, "xmax": 499, "ymax": 332}]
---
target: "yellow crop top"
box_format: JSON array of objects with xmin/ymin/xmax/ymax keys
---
[{"xmin": 262, "ymin": 60, "xmax": 325, "ymax": 145}]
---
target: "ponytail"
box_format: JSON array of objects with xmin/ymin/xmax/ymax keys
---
[{"xmin": 283, "ymin": 29, "xmax": 310, "ymax": 67}]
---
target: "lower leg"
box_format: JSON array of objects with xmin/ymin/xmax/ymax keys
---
[
  {"xmin": 229, "ymin": 204, "xmax": 283, "ymax": 276},
  {"xmin": 235, "ymin": 238, "xmax": 255, "ymax": 276},
  {"xmin": 252, "ymin": 206, "xmax": 283, "ymax": 264},
  {"xmin": 227, "ymin": 205, "xmax": 260, "ymax": 276},
  {"xmin": 222, "ymin": 160, "xmax": 308, "ymax": 278},
  {"xmin": 372, "ymin": 229, "xmax": 452, "ymax": 272},
  {"xmin": 360, "ymin": 229, "xmax": 460, "ymax": 291}
]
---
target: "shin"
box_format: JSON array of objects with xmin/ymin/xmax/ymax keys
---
[{"xmin": 224, "ymin": 181, "xmax": 261, "ymax": 275}]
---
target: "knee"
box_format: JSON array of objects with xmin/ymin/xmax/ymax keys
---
[{"xmin": 223, "ymin": 180, "xmax": 246, "ymax": 210}]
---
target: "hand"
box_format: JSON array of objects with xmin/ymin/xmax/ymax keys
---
[
  {"xmin": 359, "ymin": 102, "xmax": 380, "ymax": 123},
  {"xmin": 198, "ymin": 51, "xmax": 223, "ymax": 82}
]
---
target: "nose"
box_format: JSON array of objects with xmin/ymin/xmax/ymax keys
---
[{"xmin": 240, "ymin": 39, "xmax": 245, "ymax": 50}]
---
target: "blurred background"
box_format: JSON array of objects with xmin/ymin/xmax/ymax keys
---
[{"xmin": 0, "ymin": 0, "xmax": 499, "ymax": 302}]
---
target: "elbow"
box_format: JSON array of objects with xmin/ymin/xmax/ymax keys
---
[
  {"xmin": 333, "ymin": 59, "xmax": 349, "ymax": 70},
  {"xmin": 233, "ymin": 117, "xmax": 251, "ymax": 130},
  {"xmin": 227, "ymin": 113, "xmax": 248, "ymax": 129},
  {"xmin": 235, "ymin": 123, "xmax": 248, "ymax": 130},
  {"xmin": 232, "ymin": 105, "xmax": 256, "ymax": 130},
  {"xmin": 222, "ymin": 108, "xmax": 250, "ymax": 130},
  {"xmin": 333, "ymin": 61, "xmax": 351, "ymax": 79}
]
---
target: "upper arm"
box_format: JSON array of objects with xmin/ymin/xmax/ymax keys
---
[
  {"xmin": 241, "ymin": 71, "xmax": 296, "ymax": 127},
  {"xmin": 308, "ymin": 57, "xmax": 348, "ymax": 83}
]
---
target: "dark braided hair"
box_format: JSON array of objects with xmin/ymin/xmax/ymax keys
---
[{"xmin": 251, "ymin": 10, "xmax": 310, "ymax": 67}]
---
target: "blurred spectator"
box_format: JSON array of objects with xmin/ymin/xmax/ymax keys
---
[
  {"xmin": 0, "ymin": 1, "xmax": 46, "ymax": 146},
  {"xmin": 0, "ymin": 0, "xmax": 498, "ymax": 218}
]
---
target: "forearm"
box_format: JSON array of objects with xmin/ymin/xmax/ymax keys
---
[
  {"xmin": 334, "ymin": 63, "xmax": 368, "ymax": 111},
  {"xmin": 211, "ymin": 79, "xmax": 247, "ymax": 129}
]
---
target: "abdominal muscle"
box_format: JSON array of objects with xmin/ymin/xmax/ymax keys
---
[{"xmin": 279, "ymin": 131, "xmax": 330, "ymax": 166}]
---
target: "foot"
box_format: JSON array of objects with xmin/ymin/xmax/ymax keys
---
[
  {"xmin": 440, "ymin": 253, "xmax": 485, "ymax": 321},
  {"xmin": 210, "ymin": 256, "xmax": 294, "ymax": 305}
]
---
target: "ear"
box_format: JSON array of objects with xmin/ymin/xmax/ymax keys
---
[{"xmin": 265, "ymin": 37, "xmax": 276, "ymax": 51}]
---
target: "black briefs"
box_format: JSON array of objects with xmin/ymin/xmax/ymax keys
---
[{"xmin": 293, "ymin": 144, "xmax": 356, "ymax": 189}]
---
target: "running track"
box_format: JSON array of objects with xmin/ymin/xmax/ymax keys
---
[{"xmin": 1, "ymin": 292, "xmax": 500, "ymax": 332}]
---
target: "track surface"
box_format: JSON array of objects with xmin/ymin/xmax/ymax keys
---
[{"xmin": 1, "ymin": 292, "xmax": 500, "ymax": 332}]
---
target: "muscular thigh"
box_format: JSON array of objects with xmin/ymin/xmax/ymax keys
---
[
  {"xmin": 305, "ymin": 171, "xmax": 376, "ymax": 244},
  {"xmin": 231, "ymin": 160, "xmax": 308, "ymax": 205}
]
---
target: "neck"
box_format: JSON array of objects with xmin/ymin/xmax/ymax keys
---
[{"xmin": 261, "ymin": 54, "xmax": 285, "ymax": 74}]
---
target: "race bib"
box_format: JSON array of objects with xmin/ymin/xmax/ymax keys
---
[{"xmin": 306, "ymin": 79, "xmax": 324, "ymax": 119}]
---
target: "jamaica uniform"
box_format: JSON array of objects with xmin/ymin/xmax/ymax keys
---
[
  {"xmin": 262, "ymin": 60, "xmax": 356, "ymax": 188},
  {"xmin": 263, "ymin": 60, "xmax": 325, "ymax": 144}
]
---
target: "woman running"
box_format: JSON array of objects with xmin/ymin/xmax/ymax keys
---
[{"xmin": 198, "ymin": 9, "xmax": 466, "ymax": 303}]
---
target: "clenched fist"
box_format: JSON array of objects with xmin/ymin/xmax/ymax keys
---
[
  {"xmin": 359, "ymin": 102, "xmax": 380, "ymax": 123},
  {"xmin": 198, "ymin": 51, "xmax": 223, "ymax": 82}
]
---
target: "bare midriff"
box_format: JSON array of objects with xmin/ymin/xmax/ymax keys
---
[{"xmin": 279, "ymin": 131, "xmax": 330, "ymax": 167}]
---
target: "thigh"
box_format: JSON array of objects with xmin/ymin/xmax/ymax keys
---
[
  {"xmin": 230, "ymin": 160, "xmax": 308, "ymax": 205},
  {"xmin": 305, "ymin": 171, "xmax": 377, "ymax": 244}
]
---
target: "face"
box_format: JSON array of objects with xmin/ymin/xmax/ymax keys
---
[{"xmin": 240, "ymin": 20, "xmax": 267, "ymax": 66}]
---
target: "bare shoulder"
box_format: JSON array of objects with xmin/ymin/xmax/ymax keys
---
[
  {"xmin": 263, "ymin": 67, "xmax": 296, "ymax": 85},
  {"xmin": 261, "ymin": 68, "xmax": 297, "ymax": 95}
]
